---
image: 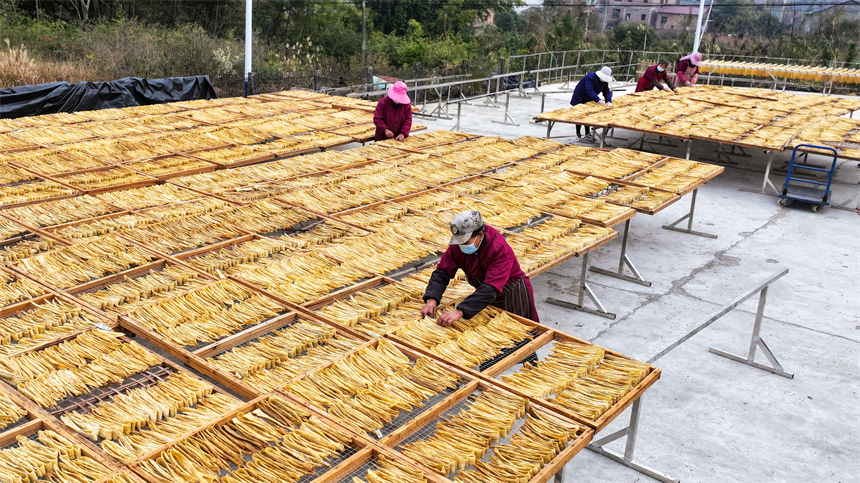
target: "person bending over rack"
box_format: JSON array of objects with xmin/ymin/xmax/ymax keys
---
[
  {"xmin": 420, "ymin": 210, "xmax": 539, "ymax": 326},
  {"xmin": 635, "ymin": 59, "xmax": 678, "ymax": 94},
  {"xmin": 569, "ymin": 66, "xmax": 615, "ymax": 143},
  {"xmin": 373, "ymin": 81, "xmax": 412, "ymax": 142}
]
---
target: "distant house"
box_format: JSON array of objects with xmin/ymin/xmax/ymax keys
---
[
  {"xmin": 600, "ymin": 0, "xmax": 711, "ymax": 31},
  {"xmin": 780, "ymin": 0, "xmax": 860, "ymax": 32}
]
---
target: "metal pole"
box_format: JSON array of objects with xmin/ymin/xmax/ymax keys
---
[
  {"xmin": 692, "ymin": 0, "xmax": 707, "ymax": 53},
  {"xmin": 244, "ymin": 0, "xmax": 252, "ymax": 97},
  {"xmin": 361, "ymin": 0, "xmax": 367, "ymax": 65}
]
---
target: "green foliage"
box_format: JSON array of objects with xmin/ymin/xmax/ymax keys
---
[
  {"xmin": 255, "ymin": 0, "xmax": 362, "ymax": 61},
  {"xmin": 609, "ymin": 23, "xmax": 657, "ymax": 52},
  {"xmin": 494, "ymin": 10, "xmax": 524, "ymax": 33},
  {"xmin": 364, "ymin": 0, "xmax": 522, "ymax": 37}
]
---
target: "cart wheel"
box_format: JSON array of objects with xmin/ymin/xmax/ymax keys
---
[
  {"xmin": 812, "ymin": 204, "xmax": 822, "ymax": 213},
  {"xmin": 777, "ymin": 198, "xmax": 788, "ymax": 207}
]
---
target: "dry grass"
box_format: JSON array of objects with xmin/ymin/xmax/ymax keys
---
[{"xmin": 0, "ymin": 39, "xmax": 94, "ymax": 88}]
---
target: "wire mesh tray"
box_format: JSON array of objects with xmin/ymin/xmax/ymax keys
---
[
  {"xmin": 129, "ymin": 393, "xmax": 373, "ymax": 482},
  {"xmin": 479, "ymin": 325, "xmax": 662, "ymax": 433},
  {"xmin": 278, "ymin": 338, "xmax": 472, "ymax": 442},
  {"xmin": 0, "ymin": 291, "xmax": 111, "ymax": 359},
  {"xmin": 381, "ymin": 379, "xmax": 593, "ymax": 483}
]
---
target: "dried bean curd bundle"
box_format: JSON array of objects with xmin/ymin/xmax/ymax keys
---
[
  {"xmin": 360, "ymin": 456, "xmax": 428, "ymax": 483},
  {"xmin": 316, "ymin": 284, "xmax": 415, "ymax": 326},
  {"xmin": 0, "ymin": 430, "xmax": 112, "ymax": 483},
  {"xmin": 552, "ymin": 354, "xmax": 650, "ymax": 420},
  {"xmin": 61, "ymin": 372, "xmax": 213, "ymax": 440},
  {"xmin": 0, "ymin": 330, "xmax": 160, "ymax": 407},
  {"xmin": 139, "ymin": 395, "xmax": 352, "ymax": 483},
  {"xmin": 0, "ymin": 271, "xmax": 46, "ymax": 307},
  {"xmin": 399, "ymin": 390, "xmax": 526, "ymax": 474},
  {"xmin": 6, "ymin": 195, "xmax": 117, "ymax": 228},
  {"xmin": 101, "ymin": 392, "xmax": 241, "ymax": 463},
  {"xmin": 0, "ymin": 299, "xmax": 101, "ymax": 352},
  {"xmin": 500, "ymin": 340, "xmax": 605, "ymax": 398},
  {"xmin": 16, "ymin": 235, "xmax": 155, "ymax": 289},
  {"xmin": 454, "ymin": 409, "xmax": 582, "ymax": 483},
  {"xmin": 208, "ymin": 320, "xmax": 336, "ymax": 378},
  {"xmin": 0, "ymin": 391, "xmax": 28, "ymax": 429},
  {"xmin": 127, "ymin": 280, "xmax": 282, "ymax": 347},
  {"xmin": 234, "ymin": 252, "xmax": 366, "ymax": 304},
  {"xmin": 96, "ymin": 183, "xmax": 199, "ymax": 211}
]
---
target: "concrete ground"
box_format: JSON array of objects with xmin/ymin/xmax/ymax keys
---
[{"xmin": 407, "ymin": 84, "xmax": 860, "ymax": 482}]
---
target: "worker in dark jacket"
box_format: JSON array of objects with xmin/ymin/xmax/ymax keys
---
[
  {"xmin": 420, "ymin": 210, "xmax": 539, "ymax": 326},
  {"xmin": 635, "ymin": 59, "xmax": 678, "ymax": 94},
  {"xmin": 569, "ymin": 66, "xmax": 615, "ymax": 142},
  {"xmin": 373, "ymin": 81, "xmax": 412, "ymax": 142},
  {"xmin": 674, "ymin": 52, "xmax": 702, "ymax": 88}
]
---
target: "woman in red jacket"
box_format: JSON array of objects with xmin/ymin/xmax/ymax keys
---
[
  {"xmin": 373, "ymin": 81, "xmax": 412, "ymax": 142},
  {"xmin": 420, "ymin": 210, "xmax": 539, "ymax": 326},
  {"xmin": 635, "ymin": 59, "xmax": 678, "ymax": 94}
]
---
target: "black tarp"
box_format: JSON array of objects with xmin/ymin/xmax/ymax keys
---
[{"xmin": 0, "ymin": 75, "xmax": 217, "ymax": 118}]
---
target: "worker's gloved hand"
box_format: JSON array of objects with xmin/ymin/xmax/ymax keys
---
[
  {"xmin": 684, "ymin": 81, "xmax": 691, "ymax": 87},
  {"xmin": 436, "ymin": 309, "xmax": 463, "ymax": 327},
  {"xmin": 598, "ymin": 100, "xmax": 606, "ymax": 106},
  {"xmin": 396, "ymin": 134, "xmax": 405, "ymax": 142},
  {"xmin": 420, "ymin": 300, "xmax": 437, "ymax": 318},
  {"xmin": 663, "ymin": 85, "xmax": 672, "ymax": 92},
  {"xmin": 606, "ymin": 102, "xmax": 612, "ymax": 107},
  {"xmin": 385, "ymin": 129, "xmax": 394, "ymax": 138}
]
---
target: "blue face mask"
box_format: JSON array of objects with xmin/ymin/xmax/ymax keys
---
[
  {"xmin": 459, "ymin": 234, "xmax": 482, "ymax": 255},
  {"xmin": 459, "ymin": 243, "xmax": 478, "ymax": 255},
  {"xmin": 657, "ymin": 66, "xmax": 665, "ymax": 72}
]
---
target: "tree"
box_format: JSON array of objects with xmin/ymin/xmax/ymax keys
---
[
  {"xmin": 363, "ymin": 0, "xmax": 523, "ymax": 37},
  {"xmin": 255, "ymin": 0, "xmax": 362, "ymax": 61}
]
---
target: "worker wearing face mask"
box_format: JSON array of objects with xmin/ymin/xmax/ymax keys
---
[
  {"xmin": 635, "ymin": 59, "xmax": 678, "ymax": 94},
  {"xmin": 420, "ymin": 210, "xmax": 539, "ymax": 326},
  {"xmin": 373, "ymin": 80, "xmax": 413, "ymax": 142}
]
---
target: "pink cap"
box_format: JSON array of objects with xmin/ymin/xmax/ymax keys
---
[
  {"xmin": 681, "ymin": 52, "xmax": 703, "ymax": 66},
  {"xmin": 387, "ymin": 81, "xmax": 411, "ymax": 104}
]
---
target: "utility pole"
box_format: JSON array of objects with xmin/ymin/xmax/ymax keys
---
[
  {"xmin": 692, "ymin": 0, "xmax": 706, "ymax": 53},
  {"xmin": 244, "ymin": 0, "xmax": 252, "ymax": 97},
  {"xmin": 362, "ymin": 0, "xmax": 367, "ymax": 65}
]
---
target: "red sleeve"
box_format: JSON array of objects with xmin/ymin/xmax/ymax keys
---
[
  {"xmin": 373, "ymin": 98, "xmax": 389, "ymax": 130},
  {"xmin": 436, "ymin": 247, "xmax": 460, "ymax": 278},
  {"xmin": 676, "ymin": 61, "xmax": 689, "ymax": 83},
  {"xmin": 402, "ymin": 109, "xmax": 413, "ymax": 137},
  {"xmin": 482, "ymin": 248, "xmax": 515, "ymax": 294}
]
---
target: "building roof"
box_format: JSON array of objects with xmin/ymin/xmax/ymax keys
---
[{"xmin": 658, "ymin": 5, "xmax": 701, "ymax": 14}]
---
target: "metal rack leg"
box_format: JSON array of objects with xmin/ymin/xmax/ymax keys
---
[
  {"xmin": 553, "ymin": 468, "xmax": 564, "ymax": 482},
  {"xmin": 545, "ymin": 121, "xmax": 555, "ymax": 139},
  {"xmin": 491, "ymin": 92, "xmax": 519, "ymax": 126},
  {"xmin": 453, "ymin": 102, "xmax": 462, "ymax": 132},
  {"xmin": 590, "ymin": 219, "xmax": 651, "ymax": 286},
  {"xmin": 599, "ymin": 128, "xmax": 608, "ymax": 148},
  {"xmin": 587, "ymin": 397, "xmax": 679, "ymax": 483},
  {"xmin": 709, "ymin": 285, "xmax": 795, "ymax": 378},
  {"xmin": 545, "ymin": 252, "xmax": 616, "ymax": 319},
  {"xmin": 685, "ymin": 139, "xmax": 693, "ymax": 160},
  {"xmin": 661, "ymin": 188, "xmax": 717, "ymax": 239},
  {"xmin": 761, "ymin": 151, "xmax": 781, "ymax": 194}
]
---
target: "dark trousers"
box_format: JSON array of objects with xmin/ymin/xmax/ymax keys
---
[{"xmin": 576, "ymin": 124, "xmax": 591, "ymax": 137}]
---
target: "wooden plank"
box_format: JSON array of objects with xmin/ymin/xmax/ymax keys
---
[
  {"xmin": 530, "ymin": 426, "xmax": 594, "ymax": 483},
  {"xmin": 0, "ymin": 419, "xmax": 42, "ymax": 445},
  {"xmin": 192, "ymin": 312, "xmax": 297, "ymax": 358}
]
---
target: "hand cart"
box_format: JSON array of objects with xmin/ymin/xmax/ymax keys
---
[{"xmin": 778, "ymin": 144, "xmax": 838, "ymax": 213}]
